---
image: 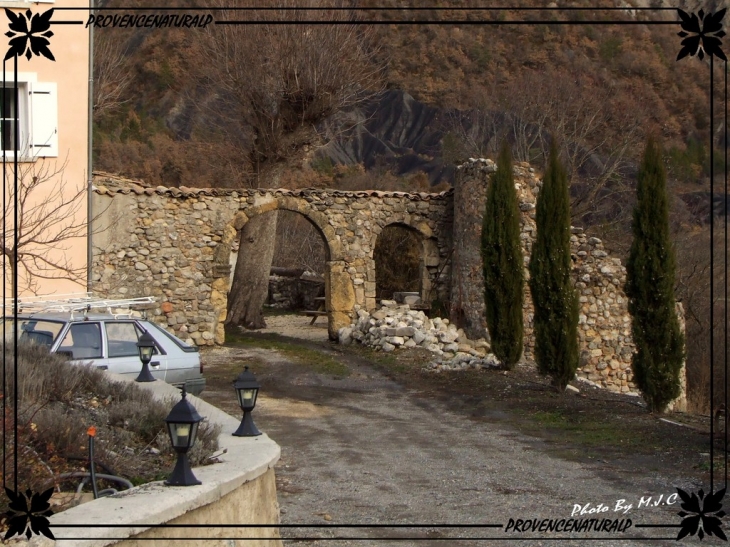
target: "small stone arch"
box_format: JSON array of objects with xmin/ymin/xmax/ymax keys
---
[
  {"xmin": 218, "ymin": 197, "xmax": 352, "ymax": 341},
  {"xmin": 370, "ymin": 219, "xmax": 439, "ymax": 309}
]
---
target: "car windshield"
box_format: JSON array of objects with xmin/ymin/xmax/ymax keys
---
[{"xmin": 1, "ymin": 318, "xmax": 65, "ymax": 348}]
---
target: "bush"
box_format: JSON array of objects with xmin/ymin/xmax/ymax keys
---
[
  {"xmin": 0, "ymin": 341, "xmax": 220, "ymax": 508},
  {"xmin": 482, "ymin": 142, "xmax": 524, "ymax": 368},
  {"xmin": 528, "ymin": 143, "xmax": 580, "ymax": 390},
  {"xmin": 625, "ymin": 138, "xmax": 685, "ymax": 413}
]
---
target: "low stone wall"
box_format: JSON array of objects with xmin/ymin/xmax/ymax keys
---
[
  {"xmin": 267, "ymin": 274, "xmax": 324, "ymax": 310},
  {"xmin": 23, "ymin": 374, "xmax": 282, "ymax": 547}
]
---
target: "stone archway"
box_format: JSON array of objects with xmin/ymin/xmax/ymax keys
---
[
  {"xmin": 369, "ymin": 218, "xmax": 440, "ymax": 311},
  {"xmin": 218, "ymin": 195, "xmax": 354, "ymax": 340}
]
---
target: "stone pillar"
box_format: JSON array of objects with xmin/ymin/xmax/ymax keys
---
[
  {"xmin": 449, "ymin": 160, "xmax": 495, "ymax": 340},
  {"xmin": 325, "ymin": 260, "xmax": 356, "ymax": 340}
]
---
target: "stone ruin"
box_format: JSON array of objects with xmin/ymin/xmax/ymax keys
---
[
  {"xmin": 90, "ymin": 163, "xmax": 687, "ymax": 408},
  {"xmin": 449, "ymin": 159, "xmax": 685, "ymax": 408}
]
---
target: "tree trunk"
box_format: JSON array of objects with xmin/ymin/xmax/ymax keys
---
[{"xmin": 226, "ymin": 211, "xmax": 278, "ymax": 329}]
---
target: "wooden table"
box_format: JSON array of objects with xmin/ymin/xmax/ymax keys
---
[{"xmin": 300, "ymin": 296, "xmax": 327, "ymax": 324}]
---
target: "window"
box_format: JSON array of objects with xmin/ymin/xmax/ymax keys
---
[
  {"xmin": 59, "ymin": 323, "xmax": 102, "ymax": 359},
  {"xmin": 2, "ymin": 318, "xmax": 64, "ymax": 347},
  {"xmin": 105, "ymin": 322, "xmax": 144, "ymax": 358},
  {"xmin": 0, "ymin": 74, "xmax": 57, "ymax": 159},
  {"xmin": 0, "ymin": 84, "xmax": 23, "ymax": 153}
]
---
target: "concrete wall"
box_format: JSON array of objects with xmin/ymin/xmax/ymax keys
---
[
  {"xmin": 118, "ymin": 469, "xmax": 280, "ymax": 547},
  {"xmin": 25, "ymin": 373, "xmax": 282, "ymax": 547}
]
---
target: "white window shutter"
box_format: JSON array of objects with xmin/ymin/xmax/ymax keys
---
[{"xmin": 29, "ymin": 81, "xmax": 57, "ymax": 158}]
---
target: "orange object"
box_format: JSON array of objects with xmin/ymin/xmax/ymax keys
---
[{"xmin": 87, "ymin": 426, "xmax": 96, "ymax": 437}]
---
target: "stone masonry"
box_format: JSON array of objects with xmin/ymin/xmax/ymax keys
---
[
  {"xmin": 91, "ymin": 173, "xmax": 453, "ymax": 344},
  {"xmin": 90, "ymin": 165, "xmax": 686, "ymax": 407},
  {"xmin": 451, "ymin": 159, "xmax": 685, "ymax": 407}
]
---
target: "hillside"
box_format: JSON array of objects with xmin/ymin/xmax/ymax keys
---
[{"xmin": 93, "ymin": 1, "xmax": 718, "ymax": 189}]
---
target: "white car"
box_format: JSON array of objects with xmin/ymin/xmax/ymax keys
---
[{"xmin": 2, "ymin": 312, "xmax": 206, "ymax": 396}]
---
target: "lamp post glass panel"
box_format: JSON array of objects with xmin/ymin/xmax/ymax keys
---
[
  {"xmin": 233, "ymin": 366, "xmax": 261, "ymax": 437},
  {"xmin": 135, "ymin": 330, "xmax": 156, "ymax": 382},
  {"xmin": 165, "ymin": 386, "xmax": 203, "ymax": 486}
]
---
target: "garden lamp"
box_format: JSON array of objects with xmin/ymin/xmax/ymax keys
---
[
  {"xmin": 164, "ymin": 386, "xmax": 203, "ymax": 486},
  {"xmin": 135, "ymin": 330, "xmax": 156, "ymax": 382},
  {"xmin": 233, "ymin": 366, "xmax": 261, "ymax": 437}
]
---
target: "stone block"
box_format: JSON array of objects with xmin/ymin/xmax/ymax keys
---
[
  {"xmin": 328, "ymin": 270, "xmax": 355, "ymax": 312},
  {"xmin": 328, "ymin": 311, "xmax": 351, "ymax": 340}
]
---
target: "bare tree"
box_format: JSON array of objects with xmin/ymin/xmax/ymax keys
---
[
  {"xmin": 93, "ymin": 28, "xmax": 132, "ymax": 117},
  {"xmin": 675, "ymin": 223, "xmax": 730, "ymax": 414},
  {"xmin": 441, "ymin": 69, "xmax": 643, "ymax": 230},
  {"xmin": 2, "ymin": 158, "xmax": 91, "ymax": 295},
  {"xmin": 273, "ymin": 211, "xmax": 327, "ymax": 275},
  {"xmin": 194, "ymin": 0, "xmax": 386, "ymax": 329}
]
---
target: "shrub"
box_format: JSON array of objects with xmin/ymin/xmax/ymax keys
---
[
  {"xmin": 528, "ymin": 142, "xmax": 580, "ymax": 390},
  {"xmin": 625, "ymin": 138, "xmax": 685, "ymax": 413},
  {"xmin": 482, "ymin": 142, "xmax": 524, "ymax": 368},
  {"xmin": 0, "ymin": 341, "xmax": 220, "ymax": 506}
]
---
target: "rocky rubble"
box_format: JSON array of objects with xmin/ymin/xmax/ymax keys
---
[{"xmin": 338, "ymin": 301, "xmax": 502, "ymax": 371}]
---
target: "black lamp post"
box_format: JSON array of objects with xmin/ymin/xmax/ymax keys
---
[
  {"xmin": 233, "ymin": 366, "xmax": 261, "ymax": 437},
  {"xmin": 164, "ymin": 386, "xmax": 202, "ymax": 486},
  {"xmin": 135, "ymin": 330, "xmax": 156, "ymax": 383}
]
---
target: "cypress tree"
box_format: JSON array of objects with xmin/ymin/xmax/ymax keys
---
[
  {"xmin": 528, "ymin": 143, "xmax": 580, "ymax": 390},
  {"xmin": 482, "ymin": 142, "xmax": 524, "ymax": 368},
  {"xmin": 625, "ymin": 138, "xmax": 685, "ymax": 413}
]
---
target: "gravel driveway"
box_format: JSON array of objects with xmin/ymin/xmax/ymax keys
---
[{"xmin": 200, "ymin": 320, "xmax": 706, "ymax": 547}]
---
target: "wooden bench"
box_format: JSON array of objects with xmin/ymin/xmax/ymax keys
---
[{"xmin": 299, "ymin": 310, "xmax": 328, "ymax": 325}]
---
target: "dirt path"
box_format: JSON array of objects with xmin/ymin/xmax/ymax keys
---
[{"xmin": 198, "ymin": 323, "xmax": 710, "ymax": 547}]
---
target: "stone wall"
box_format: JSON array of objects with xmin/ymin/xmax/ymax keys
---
[
  {"xmin": 91, "ymin": 173, "xmax": 453, "ymax": 343},
  {"xmin": 267, "ymin": 273, "xmax": 324, "ymax": 310},
  {"xmin": 451, "ymin": 159, "xmax": 685, "ymax": 401},
  {"xmin": 90, "ymin": 168, "xmax": 687, "ymax": 404}
]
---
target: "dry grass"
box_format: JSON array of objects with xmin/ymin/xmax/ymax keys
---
[{"xmin": 0, "ymin": 341, "xmax": 220, "ymax": 511}]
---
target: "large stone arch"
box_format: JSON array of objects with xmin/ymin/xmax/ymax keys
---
[
  {"xmin": 369, "ymin": 216, "xmax": 440, "ymax": 309},
  {"xmin": 218, "ymin": 196, "xmax": 353, "ymax": 341}
]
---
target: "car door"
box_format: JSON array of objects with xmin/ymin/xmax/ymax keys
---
[
  {"xmin": 102, "ymin": 321, "xmax": 168, "ymax": 380},
  {"xmin": 56, "ymin": 322, "xmax": 105, "ymax": 367}
]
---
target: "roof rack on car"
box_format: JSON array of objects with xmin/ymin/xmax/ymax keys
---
[{"xmin": 3, "ymin": 293, "xmax": 157, "ymax": 319}]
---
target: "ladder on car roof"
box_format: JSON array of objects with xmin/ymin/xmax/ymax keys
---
[{"xmin": 3, "ymin": 292, "xmax": 157, "ymax": 318}]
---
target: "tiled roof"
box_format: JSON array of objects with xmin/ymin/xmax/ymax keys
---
[{"xmin": 92, "ymin": 172, "xmax": 453, "ymax": 201}]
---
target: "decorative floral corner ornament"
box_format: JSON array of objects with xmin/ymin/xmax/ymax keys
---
[
  {"xmin": 3, "ymin": 487, "xmax": 55, "ymax": 541},
  {"xmin": 676, "ymin": 487, "xmax": 727, "ymax": 541},
  {"xmin": 677, "ymin": 8, "xmax": 727, "ymax": 61},
  {"xmin": 4, "ymin": 8, "xmax": 54, "ymax": 62}
]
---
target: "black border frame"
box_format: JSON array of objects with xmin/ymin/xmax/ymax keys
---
[{"xmin": 1, "ymin": 3, "xmax": 726, "ymax": 543}]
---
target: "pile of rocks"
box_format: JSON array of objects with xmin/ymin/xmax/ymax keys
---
[{"xmin": 338, "ymin": 300, "xmax": 502, "ymax": 371}]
